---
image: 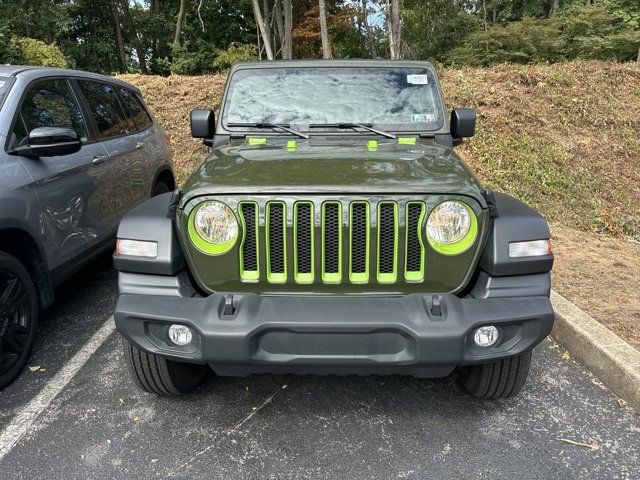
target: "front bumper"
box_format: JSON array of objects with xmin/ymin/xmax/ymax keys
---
[{"xmin": 115, "ymin": 285, "xmax": 554, "ymax": 378}]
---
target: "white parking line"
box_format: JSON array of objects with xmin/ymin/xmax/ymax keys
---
[{"xmin": 0, "ymin": 316, "xmax": 116, "ymax": 460}]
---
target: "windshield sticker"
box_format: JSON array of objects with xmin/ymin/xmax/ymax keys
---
[
  {"xmin": 407, "ymin": 74, "xmax": 429, "ymax": 85},
  {"xmin": 412, "ymin": 113, "xmax": 436, "ymax": 123}
]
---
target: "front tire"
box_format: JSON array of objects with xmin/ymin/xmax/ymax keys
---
[
  {"xmin": 122, "ymin": 338, "xmax": 209, "ymax": 396},
  {"xmin": 457, "ymin": 350, "xmax": 532, "ymax": 399},
  {"xmin": 0, "ymin": 252, "xmax": 39, "ymax": 390},
  {"xmin": 152, "ymin": 180, "xmax": 170, "ymax": 197}
]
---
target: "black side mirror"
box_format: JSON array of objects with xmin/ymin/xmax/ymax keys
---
[
  {"xmin": 10, "ymin": 127, "xmax": 81, "ymax": 158},
  {"xmin": 450, "ymin": 108, "xmax": 476, "ymax": 146},
  {"xmin": 190, "ymin": 108, "xmax": 215, "ymax": 146}
]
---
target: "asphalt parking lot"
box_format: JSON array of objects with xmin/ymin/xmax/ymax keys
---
[{"xmin": 0, "ymin": 255, "xmax": 638, "ymax": 479}]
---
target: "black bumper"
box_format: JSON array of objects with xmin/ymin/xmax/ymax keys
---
[{"xmin": 115, "ymin": 290, "xmax": 554, "ymax": 378}]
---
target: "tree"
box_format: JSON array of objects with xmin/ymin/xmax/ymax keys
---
[
  {"xmin": 283, "ymin": 0, "xmax": 293, "ymax": 59},
  {"xmin": 386, "ymin": 0, "xmax": 402, "ymax": 59},
  {"xmin": 110, "ymin": 0, "xmax": 127, "ymax": 72},
  {"xmin": 319, "ymin": 0, "xmax": 332, "ymax": 59},
  {"xmin": 252, "ymin": 0, "xmax": 274, "ymax": 59},
  {"xmin": 174, "ymin": 0, "xmax": 187, "ymax": 45}
]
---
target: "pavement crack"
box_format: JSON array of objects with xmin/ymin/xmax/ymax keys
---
[{"xmin": 167, "ymin": 385, "xmax": 284, "ymax": 476}]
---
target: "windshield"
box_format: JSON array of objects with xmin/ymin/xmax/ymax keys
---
[
  {"xmin": 223, "ymin": 67, "xmax": 444, "ymax": 132},
  {"xmin": 0, "ymin": 77, "xmax": 14, "ymax": 112}
]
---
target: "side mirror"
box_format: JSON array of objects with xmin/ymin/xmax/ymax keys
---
[
  {"xmin": 10, "ymin": 127, "xmax": 81, "ymax": 158},
  {"xmin": 450, "ymin": 108, "xmax": 476, "ymax": 146},
  {"xmin": 190, "ymin": 108, "xmax": 215, "ymax": 146}
]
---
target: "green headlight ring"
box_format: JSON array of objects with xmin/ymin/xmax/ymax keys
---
[
  {"xmin": 426, "ymin": 201, "xmax": 478, "ymax": 256},
  {"xmin": 187, "ymin": 201, "xmax": 238, "ymax": 255}
]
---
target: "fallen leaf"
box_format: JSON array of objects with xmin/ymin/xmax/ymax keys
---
[
  {"xmin": 106, "ymin": 439, "xmax": 112, "ymax": 445},
  {"xmin": 118, "ymin": 398, "xmax": 125, "ymax": 407},
  {"xmin": 562, "ymin": 353, "xmax": 571, "ymax": 360},
  {"xmin": 151, "ymin": 458, "xmax": 158, "ymax": 464},
  {"xmin": 559, "ymin": 438, "xmax": 599, "ymax": 450},
  {"xmin": 133, "ymin": 416, "xmax": 139, "ymax": 423},
  {"xmin": 617, "ymin": 398, "xmax": 628, "ymax": 408},
  {"xmin": 28, "ymin": 365, "xmax": 41, "ymax": 372},
  {"xmin": 282, "ymin": 384, "xmax": 288, "ymax": 389},
  {"xmin": 38, "ymin": 368, "xmax": 46, "ymax": 372}
]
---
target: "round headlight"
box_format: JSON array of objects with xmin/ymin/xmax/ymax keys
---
[
  {"xmin": 188, "ymin": 201, "xmax": 238, "ymax": 255},
  {"xmin": 426, "ymin": 201, "xmax": 478, "ymax": 255}
]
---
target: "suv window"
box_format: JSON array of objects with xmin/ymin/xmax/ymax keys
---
[
  {"xmin": 78, "ymin": 80, "xmax": 132, "ymax": 139},
  {"xmin": 11, "ymin": 79, "xmax": 88, "ymax": 149},
  {"xmin": 118, "ymin": 87, "xmax": 152, "ymax": 130}
]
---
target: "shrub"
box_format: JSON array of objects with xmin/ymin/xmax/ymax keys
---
[
  {"xmin": 10, "ymin": 36, "xmax": 68, "ymax": 68},
  {"xmin": 213, "ymin": 43, "xmax": 258, "ymax": 71}
]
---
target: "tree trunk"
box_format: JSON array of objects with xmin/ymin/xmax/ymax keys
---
[
  {"xmin": 282, "ymin": 0, "xmax": 293, "ymax": 59},
  {"xmin": 110, "ymin": 0, "xmax": 127, "ymax": 72},
  {"xmin": 386, "ymin": 0, "xmax": 401, "ymax": 59},
  {"xmin": 252, "ymin": 0, "xmax": 274, "ymax": 60},
  {"xmin": 548, "ymin": 0, "xmax": 560, "ymax": 17},
  {"xmin": 174, "ymin": 0, "xmax": 187, "ymax": 45},
  {"xmin": 274, "ymin": 0, "xmax": 285, "ymax": 50},
  {"xmin": 637, "ymin": 46, "xmax": 640, "ymax": 63},
  {"xmin": 263, "ymin": 0, "xmax": 271, "ymax": 44},
  {"xmin": 319, "ymin": 0, "xmax": 332, "ymax": 59},
  {"xmin": 362, "ymin": 0, "xmax": 377, "ymax": 58}
]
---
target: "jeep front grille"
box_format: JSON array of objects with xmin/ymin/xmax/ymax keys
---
[{"xmin": 238, "ymin": 199, "xmax": 427, "ymax": 284}]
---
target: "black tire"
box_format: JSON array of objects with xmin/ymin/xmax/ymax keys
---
[
  {"xmin": 457, "ymin": 350, "xmax": 532, "ymax": 399},
  {"xmin": 122, "ymin": 337, "xmax": 209, "ymax": 396},
  {"xmin": 0, "ymin": 251, "xmax": 38, "ymax": 390},
  {"xmin": 152, "ymin": 180, "xmax": 170, "ymax": 197}
]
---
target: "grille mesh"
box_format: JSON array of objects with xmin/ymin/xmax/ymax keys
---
[
  {"xmin": 351, "ymin": 203, "xmax": 368, "ymax": 274},
  {"xmin": 296, "ymin": 203, "xmax": 312, "ymax": 274},
  {"xmin": 378, "ymin": 203, "xmax": 396, "ymax": 274},
  {"xmin": 268, "ymin": 203, "xmax": 285, "ymax": 274},
  {"xmin": 406, "ymin": 203, "xmax": 423, "ymax": 273},
  {"xmin": 323, "ymin": 203, "xmax": 340, "ymax": 274},
  {"xmin": 240, "ymin": 203, "xmax": 258, "ymax": 272}
]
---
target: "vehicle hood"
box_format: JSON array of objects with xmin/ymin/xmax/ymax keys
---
[{"xmin": 180, "ymin": 138, "xmax": 486, "ymax": 206}]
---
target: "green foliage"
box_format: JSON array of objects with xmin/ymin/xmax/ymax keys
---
[
  {"xmin": 447, "ymin": 4, "xmax": 640, "ymax": 66},
  {"xmin": 447, "ymin": 18, "xmax": 564, "ymax": 66},
  {"xmin": 170, "ymin": 40, "xmax": 217, "ymax": 75},
  {"xmin": 213, "ymin": 43, "xmax": 258, "ymax": 71},
  {"xmin": 9, "ymin": 36, "xmax": 68, "ymax": 68}
]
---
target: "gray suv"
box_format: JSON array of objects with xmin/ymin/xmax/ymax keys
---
[{"xmin": 0, "ymin": 66, "xmax": 174, "ymax": 388}]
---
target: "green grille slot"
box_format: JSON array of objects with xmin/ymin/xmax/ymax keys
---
[
  {"xmin": 349, "ymin": 202, "xmax": 370, "ymax": 283},
  {"xmin": 405, "ymin": 202, "xmax": 426, "ymax": 281},
  {"xmin": 294, "ymin": 202, "xmax": 314, "ymax": 284},
  {"xmin": 238, "ymin": 202, "xmax": 259, "ymax": 281},
  {"xmin": 377, "ymin": 201, "xmax": 398, "ymax": 283},
  {"xmin": 266, "ymin": 201, "xmax": 286, "ymax": 283},
  {"xmin": 322, "ymin": 201, "xmax": 342, "ymax": 283}
]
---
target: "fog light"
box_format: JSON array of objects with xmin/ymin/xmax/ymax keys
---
[
  {"xmin": 168, "ymin": 324, "xmax": 192, "ymax": 346},
  {"xmin": 473, "ymin": 326, "xmax": 499, "ymax": 347},
  {"xmin": 116, "ymin": 238, "xmax": 158, "ymax": 258}
]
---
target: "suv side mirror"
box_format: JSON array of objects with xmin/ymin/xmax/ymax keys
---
[
  {"xmin": 190, "ymin": 108, "xmax": 215, "ymax": 146},
  {"xmin": 450, "ymin": 108, "xmax": 476, "ymax": 146},
  {"xmin": 10, "ymin": 127, "xmax": 81, "ymax": 158}
]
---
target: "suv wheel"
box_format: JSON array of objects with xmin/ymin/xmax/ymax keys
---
[
  {"xmin": 122, "ymin": 338, "xmax": 209, "ymax": 395},
  {"xmin": 457, "ymin": 350, "xmax": 532, "ymax": 399},
  {"xmin": 0, "ymin": 252, "xmax": 38, "ymax": 390}
]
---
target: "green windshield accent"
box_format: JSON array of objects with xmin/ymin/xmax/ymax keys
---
[
  {"xmin": 187, "ymin": 202, "xmax": 238, "ymax": 255},
  {"xmin": 286, "ymin": 140, "xmax": 297, "ymax": 150},
  {"xmin": 427, "ymin": 202, "xmax": 478, "ymax": 256},
  {"xmin": 376, "ymin": 202, "xmax": 398, "ymax": 284},
  {"xmin": 398, "ymin": 137, "xmax": 417, "ymax": 145},
  {"xmin": 238, "ymin": 201, "xmax": 259, "ymax": 281},
  {"xmin": 321, "ymin": 201, "xmax": 342, "ymax": 283},
  {"xmin": 248, "ymin": 137, "xmax": 266, "ymax": 145},
  {"xmin": 265, "ymin": 201, "xmax": 287, "ymax": 283},
  {"xmin": 367, "ymin": 140, "xmax": 378, "ymax": 151},
  {"xmin": 404, "ymin": 201, "xmax": 426, "ymax": 281},
  {"xmin": 349, "ymin": 202, "xmax": 370, "ymax": 283}
]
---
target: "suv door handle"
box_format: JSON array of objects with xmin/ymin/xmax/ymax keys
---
[{"xmin": 92, "ymin": 155, "xmax": 107, "ymax": 165}]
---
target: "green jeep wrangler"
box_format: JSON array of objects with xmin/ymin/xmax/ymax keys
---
[{"xmin": 113, "ymin": 60, "xmax": 554, "ymax": 399}]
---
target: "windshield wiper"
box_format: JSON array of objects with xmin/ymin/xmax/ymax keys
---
[
  {"xmin": 309, "ymin": 123, "xmax": 396, "ymax": 139},
  {"xmin": 227, "ymin": 122, "xmax": 309, "ymax": 139}
]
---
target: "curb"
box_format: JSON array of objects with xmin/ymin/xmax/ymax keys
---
[{"xmin": 550, "ymin": 290, "xmax": 640, "ymax": 414}]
